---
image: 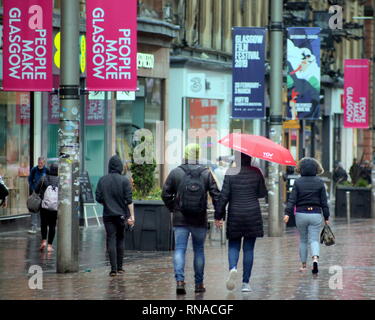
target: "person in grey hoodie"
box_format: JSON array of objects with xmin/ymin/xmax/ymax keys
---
[{"xmin": 96, "ymin": 155, "xmax": 135, "ymax": 277}]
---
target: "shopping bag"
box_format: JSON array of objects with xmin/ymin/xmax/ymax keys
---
[{"xmin": 320, "ymin": 224, "xmax": 335, "ymax": 246}]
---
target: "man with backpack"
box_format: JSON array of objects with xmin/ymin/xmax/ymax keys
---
[
  {"xmin": 162, "ymin": 144, "xmax": 220, "ymax": 295},
  {"xmin": 34, "ymin": 163, "xmax": 59, "ymax": 252},
  {"xmin": 28, "ymin": 157, "xmax": 49, "ymax": 234}
]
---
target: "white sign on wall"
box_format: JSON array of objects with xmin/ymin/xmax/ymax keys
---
[{"xmin": 187, "ymin": 73, "xmax": 206, "ymax": 97}]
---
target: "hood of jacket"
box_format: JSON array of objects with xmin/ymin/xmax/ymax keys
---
[
  {"xmin": 49, "ymin": 163, "xmax": 58, "ymax": 176},
  {"xmin": 297, "ymin": 157, "xmax": 323, "ymax": 176},
  {"xmin": 108, "ymin": 155, "xmax": 123, "ymax": 174}
]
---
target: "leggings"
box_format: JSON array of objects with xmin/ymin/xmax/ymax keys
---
[{"xmin": 40, "ymin": 209, "xmax": 58, "ymax": 245}]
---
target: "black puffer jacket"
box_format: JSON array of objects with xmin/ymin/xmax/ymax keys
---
[
  {"xmin": 162, "ymin": 163, "xmax": 220, "ymax": 228},
  {"xmin": 285, "ymin": 158, "xmax": 330, "ymax": 221},
  {"xmin": 216, "ymin": 166, "xmax": 267, "ymax": 240},
  {"xmin": 35, "ymin": 163, "xmax": 59, "ymax": 201},
  {"xmin": 96, "ymin": 155, "xmax": 132, "ymax": 218}
]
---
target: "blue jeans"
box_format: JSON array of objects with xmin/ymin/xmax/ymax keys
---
[
  {"xmin": 30, "ymin": 212, "xmax": 40, "ymax": 229},
  {"xmin": 295, "ymin": 213, "xmax": 323, "ymax": 263},
  {"xmin": 173, "ymin": 226, "xmax": 207, "ymax": 285},
  {"xmin": 228, "ymin": 237, "xmax": 256, "ymax": 284}
]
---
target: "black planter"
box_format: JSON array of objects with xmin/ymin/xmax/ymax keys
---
[
  {"xmin": 125, "ymin": 200, "xmax": 174, "ymax": 251},
  {"xmin": 335, "ymin": 186, "xmax": 372, "ymax": 218}
]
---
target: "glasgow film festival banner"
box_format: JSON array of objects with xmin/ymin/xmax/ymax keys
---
[
  {"xmin": 3, "ymin": 0, "xmax": 53, "ymax": 91},
  {"xmin": 287, "ymin": 27, "xmax": 321, "ymax": 120},
  {"xmin": 86, "ymin": 0, "xmax": 137, "ymax": 91},
  {"xmin": 232, "ymin": 27, "xmax": 266, "ymax": 119},
  {"xmin": 343, "ymin": 59, "xmax": 369, "ymax": 128}
]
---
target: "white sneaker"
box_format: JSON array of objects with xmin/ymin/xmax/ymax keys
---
[
  {"xmin": 28, "ymin": 229, "xmax": 37, "ymax": 234},
  {"xmin": 226, "ymin": 268, "xmax": 238, "ymax": 291},
  {"xmin": 241, "ymin": 283, "xmax": 252, "ymax": 292}
]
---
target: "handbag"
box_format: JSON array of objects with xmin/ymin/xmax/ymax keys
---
[
  {"xmin": 27, "ymin": 178, "xmax": 45, "ymax": 213},
  {"xmin": 320, "ymin": 224, "xmax": 335, "ymax": 246}
]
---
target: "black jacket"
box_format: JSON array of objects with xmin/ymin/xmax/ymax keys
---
[
  {"xmin": 34, "ymin": 164, "xmax": 59, "ymax": 202},
  {"xmin": 216, "ymin": 166, "xmax": 267, "ymax": 240},
  {"xmin": 285, "ymin": 158, "xmax": 330, "ymax": 221},
  {"xmin": 96, "ymin": 155, "xmax": 132, "ymax": 218},
  {"xmin": 161, "ymin": 163, "xmax": 220, "ymax": 228}
]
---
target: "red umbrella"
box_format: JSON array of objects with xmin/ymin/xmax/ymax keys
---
[{"xmin": 218, "ymin": 133, "xmax": 297, "ymax": 166}]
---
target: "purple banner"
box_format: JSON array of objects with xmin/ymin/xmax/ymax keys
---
[{"xmin": 232, "ymin": 27, "xmax": 266, "ymax": 119}]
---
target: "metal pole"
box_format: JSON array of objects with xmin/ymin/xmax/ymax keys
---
[
  {"xmin": 268, "ymin": 0, "xmax": 284, "ymax": 237},
  {"xmin": 57, "ymin": 0, "xmax": 80, "ymax": 273},
  {"xmin": 346, "ymin": 191, "xmax": 351, "ymax": 223},
  {"xmin": 371, "ymin": 0, "xmax": 375, "ymax": 218}
]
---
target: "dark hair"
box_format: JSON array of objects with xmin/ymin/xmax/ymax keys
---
[{"xmin": 241, "ymin": 153, "xmax": 252, "ymax": 166}]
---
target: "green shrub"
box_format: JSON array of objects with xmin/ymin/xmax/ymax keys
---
[
  {"xmin": 355, "ymin": 178, "xmax": 370, "ymax": 188},
  {"xmin": 129, "ymin": 133, "xmax": 158, "ymax": 199}
]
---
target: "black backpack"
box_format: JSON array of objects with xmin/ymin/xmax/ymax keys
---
[{"xmin": 177, "ymin": 165, "xmax": 207, "ymax": 216}]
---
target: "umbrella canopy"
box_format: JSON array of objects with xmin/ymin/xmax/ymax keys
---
[{"xmin": 218, "ymin": 133, "xmax": 297, "ymax": 166}]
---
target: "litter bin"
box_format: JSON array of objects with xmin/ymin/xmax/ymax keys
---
[{"xmin": 125, "ymin": 200, "xmax": 174, "ymax": 251}]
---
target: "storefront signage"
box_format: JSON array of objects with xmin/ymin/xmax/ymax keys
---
[
  {"xmin": 53, "ymin": 32, "xmax": 86, "ymax": 74},
  {"xmin": 137, "ymin": 53, "xmax": 154, "ymax": 69},
  {"xmin": 48, "ymin": 93, "xmax": 60, "ymax": 124},
  {"xmin": 283, "ymin": 120, "xmax": 300, "ymax": 129},
  {"xmin": 232, "ymin": 27, "xmax": 266, "ymax": 119},
  {"xmin": 287, "ymin": 27, "xmax": 321, "ymax": 120},
  {"xmin": 86, "ymin": 0, "xmax": 137, "ymax": 91},
  {"xmin": 2, "ymin": 0, "xmax": 53, "ymax": 91},
  {"xmin": 85, "ymin": 99, "xmax": 105, "ymax": 125},
  {"xmin": 343, "ymin": 59, "xmax": 369, "ymax": 128},
  {"xmin": 16, "ymin": 93, "xmax": 31, "ymax": 124}
]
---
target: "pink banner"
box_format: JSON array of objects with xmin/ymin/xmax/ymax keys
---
[
  {"xmin": 86, "ymin": 0, "xmax": 137, "ymax": 91},
  {"xmin": 344, "ymin": 59, "xmax": 370, "ymax": 128},
  {"xmin": 2, "ymin": 0, "xmax": 53, "ymax": 91}
]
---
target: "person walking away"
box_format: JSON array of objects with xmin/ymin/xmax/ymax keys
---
[
  {"xmin": 162, "ymin": 144, "xmax": 220, "ymax": 295},
  {"xmin": 34, "ymin": 163, "xmax": 59, "ymax": 252},
  {"xmin": 28, "ymin": 157, "xmax": 49, "ymax": 234},
  {"xmin": 96, "ymin": 155, "xmax": 134, "ymax": 277},
  {"xmin": 283, "ymin": 157, "xmax": 330, "ymax": 275},
  {"xmin": 349, "ymin": 158, "xmax": 361, "ymax": 185},
  {"xmin": 215, "ymin": 153, "xmax": 267, "ymax": 293}
]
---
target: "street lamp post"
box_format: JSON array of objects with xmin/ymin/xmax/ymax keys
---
[
  {"xmin": 57, "ymin": 0, "xmax": 81, "ymax": 273},
  {"xmin": 268, "ymin": 0, "xmax": 284, "ymax": 237}
]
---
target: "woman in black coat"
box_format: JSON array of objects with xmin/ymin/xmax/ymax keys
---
[
  {"xmin": 35, "ymin": 163, "xmax": 59, "ymax": 252},
  {"xmin": 215, "ymin": 153, "xmax": 267, "ymax": 292}
]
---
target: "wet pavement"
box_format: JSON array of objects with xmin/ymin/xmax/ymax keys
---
[{"xmin": 0, "ymin": 217, "xmax": 375, "ymax": 300}]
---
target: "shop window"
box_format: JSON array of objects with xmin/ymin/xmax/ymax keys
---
[
  {"xmin": 116, "ymin": 78, "xmax": 163, "ymax": 187},
  {"xmin": 185, "ymin": 98, "xmax": 220, "ymax": 163},
  {"xmin": 0, "ymin": 92, "xmax": 31, "ymax": 217}
]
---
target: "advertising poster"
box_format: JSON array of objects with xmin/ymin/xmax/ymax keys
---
[
  {"xmin": 287, "ymin": 27, "xmax": 321, "ymax": 120},
  {"xmin": 343, "ymin": 59, "xmax": 369, "ymax": 128},
  {"xmin": 232, "ymin": 27, "xmax": 266, "ymax": 119}
]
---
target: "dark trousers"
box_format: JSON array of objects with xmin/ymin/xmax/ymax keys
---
[
  {"xmin": 40, "ymin": 208, "xmax": 58, "ymax": 245},
  {"xmin": 103, "ymin": 215, "xmax": 126, "ymax": 272}
]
